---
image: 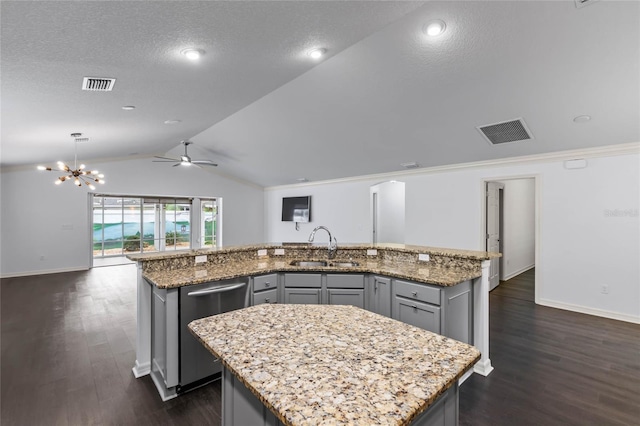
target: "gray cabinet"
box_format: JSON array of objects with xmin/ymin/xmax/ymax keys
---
[
  {"xmin": 327, "ymin": 288, "xmax": 365, "ymax": 308},
  {"xmin": 284, "ymin": 288, "xmax": 321, "ymax": 304},
  {"xmin": 150, "ymin": 283, "xmax": 179, "ymax": 399},
  {"xmin": 391, "ymin": 278, "xmax": 473, "ymax": 344},
  {"xmin": 252, "ymin": 274, "xmax": 279, "ymax": 305},
  {"xmin": 368, "ymin": 275, "xmax": 391, "ymax": 317},
  {"xmin": 393, "ymin": 297, "xmax": 441, "ymax": 334}
]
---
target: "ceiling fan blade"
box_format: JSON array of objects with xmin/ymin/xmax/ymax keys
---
[
  {"xmin": 153, "ymin": 155, "xmax": 179, "ymax": 161},
  {"xmin": 172, "ymin": 163, "xmax": 182, "ymax": 167},
  {"xmin": 192, "ymin": 160, "xmax": 218, "ymax": 167},
  {"xmin": 152, "ymin": 160, "xmax": 179, "ymax": 163}
]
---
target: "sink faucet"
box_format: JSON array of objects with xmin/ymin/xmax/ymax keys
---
[{"xmin": 308, "ymin": 226, "xmax": 338, "ymax": 259}]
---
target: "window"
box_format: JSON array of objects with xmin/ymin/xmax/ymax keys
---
[{"xmin": 92, "ymin": 195, "xmax": 220, "ymax": 258}]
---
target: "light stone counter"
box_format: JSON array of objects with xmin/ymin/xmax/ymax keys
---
[{"xmin": 189, "ymin": 304, "xmax": 480, "ymax": 425}]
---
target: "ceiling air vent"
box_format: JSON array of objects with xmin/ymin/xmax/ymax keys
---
[
  {"xmin": 477, "ymin": 118, "xmax": 533, "ymax": 145},
  {"xmin": 82, "ymin": 77, "xmax": 116, "ymax": 92},
  {"xmin": 575, "ymin": 0, "xmax": 599, "ymax": 8}
]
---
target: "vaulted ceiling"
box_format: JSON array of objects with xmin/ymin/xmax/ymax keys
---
[{"xmin": 2, "ymin": 1, "xmax": 638, "ymax": 186}]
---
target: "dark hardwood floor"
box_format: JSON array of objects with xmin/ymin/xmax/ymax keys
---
[
  {"xmin": 2, "ymin": 267, "xmax": 638, "ymax": 425},
  {"xmin": 460, "ymin": 269, "xmax": 640, "ymax": 426}
]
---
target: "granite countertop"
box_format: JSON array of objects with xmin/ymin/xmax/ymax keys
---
[
  {"xmin": 189, "ymin": 304, "xmax": 480, "ymax": 426},
  {"xmin": 142, "ymin": 257, "xmax": 483, "ymax": 289},
  {"xmin": 127, "ymin": 242, "xmax": 501, "ymax": 262}
]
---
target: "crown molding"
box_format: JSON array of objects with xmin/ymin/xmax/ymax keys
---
[{"xmin": 265, "ymin": 142, "xmax": 640, "ymax": 191}]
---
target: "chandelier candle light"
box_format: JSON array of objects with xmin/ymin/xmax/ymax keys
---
[{"xmin": 37, "ymin": 133, "xmax": 105, "ymax": 190}]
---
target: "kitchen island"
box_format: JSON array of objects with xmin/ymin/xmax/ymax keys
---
[
  {"xmin": 189, "ymin": 304, "xmax": 480, "ymax": 425},
  {"xmin": 127, "ymin": 243, "xmax": 499, "ymax": 401}
]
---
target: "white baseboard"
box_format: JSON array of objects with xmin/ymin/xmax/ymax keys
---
[
  {"xmin": 473, "ymin": 359, "xmax": 494, "ymax": 376},
  {"xmin": 132, "ymin": 360, "xmax": 151, "ymax": 378},
  {"xmin": 538, "ymin": 298, "xmax": 640, "ymax": 324},
  {"xmin": 1, "ymin": 266, "xmax": 89, "ymax": 279},
  {"xmin": 502, "ymin": 263, "xmax": 535, "ymax": 281}
]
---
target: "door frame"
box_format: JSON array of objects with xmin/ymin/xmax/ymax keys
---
[
  {"xmin": 480, "ymin": 174, "xmax": 541, "ymax": 304},
  {"xmin": 485, "ymin": 181, "xmax": 504, "ymax": 291}
]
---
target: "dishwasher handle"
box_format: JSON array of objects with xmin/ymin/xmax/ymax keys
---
[{"xmin": 187, "ymin": 282, "xmax": 246, "ymax": 297}]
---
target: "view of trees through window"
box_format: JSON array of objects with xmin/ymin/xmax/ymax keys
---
[{"xmin": 93, "ymin": 195, "xmax": 217, "ymax": 257}]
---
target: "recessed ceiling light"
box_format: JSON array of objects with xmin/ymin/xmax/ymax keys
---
[
  {"xmin": 307, "ymin": 48, "xmax": 326, "ymax": 59},
  {"xmin": 181, "ymin": 48, "xmax": 205, "ymax": 60},
  {"xmin": 573, "ymin": 115, "xmax": 591, "ymax": 123},
  {"xmin": 122, "ymin": 105, "xmax": 135, "ymax": 110},
  {"xmin": 423, "ymin": 20, "xmax": 446, "ymax": 37},
  {"xmin": 164, "ymin": 119, "xmax": 182, "ymax": 125}
]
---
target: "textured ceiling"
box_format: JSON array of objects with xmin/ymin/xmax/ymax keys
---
[{"xmin": 1, "ymin": 1, "xmax": 639, "ymax": 187}]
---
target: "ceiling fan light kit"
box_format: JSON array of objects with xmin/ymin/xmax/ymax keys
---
[
  {"xmin": 153, "ymin": 140, "xmax": 218, "ymax": 168},
  {"xmin": 37, "ymin": 133, "xmax": 105, "ymax": 190}
]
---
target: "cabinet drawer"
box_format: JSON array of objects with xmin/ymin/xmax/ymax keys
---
[
  {"xmin": 394, "ymin": 279, "xmax": 441, "ymax": 305},
  {"xmin": 393, "ymin": 296, "xmax": 441, "ymax": 334},
  {"xmin": 253, "ymin": 288, "xmax": 277, "ymax": 305},
  {"xmin": 326, "ymin": 274, "xmax": 365, "ymax": 289},
  {"xmin": 283, "ymin": 273, "xmax": 322, "ymax": 288},
  {"xmin": 253, "ymin": 274, "xmax": 277, "ymax": 292}
]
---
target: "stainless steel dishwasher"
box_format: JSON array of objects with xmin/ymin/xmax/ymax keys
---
[{"xmin": 179, "ymin": 277, "xmax": 250, "ymax": 392}]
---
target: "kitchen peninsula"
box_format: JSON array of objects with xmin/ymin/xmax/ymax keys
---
[
  {"xmin": 189, "ymin": 304, "xmax": 481, "ymax": 425},
  {"xmin": 127, "ymin": 243, "xmax": 499, "ymax": 402}
]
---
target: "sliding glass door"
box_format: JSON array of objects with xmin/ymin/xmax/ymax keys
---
[{"xmin": 92, "ymin": 195, "xmax": 219, "ymax": 258}]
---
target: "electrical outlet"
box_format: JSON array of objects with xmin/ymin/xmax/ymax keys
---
[
  {"xmin": 367, "ymin": 249, "xmax": 378, "ymax": 256},
  {"xmin": 418, "ymin": 253, "xmax": 430, "ymax": 262},
  {"xmin": 274, "ymin": 249, "xmax": 285, "ymax": 256},
  {"xmin": 195, "ymin": 255, "xmax": 207, "ymax": 264},
  {"xmin": 257, "ymin": 249, "xmax": 267, "ymax": 257},
  {"xmin": 601, "ymin": 285, "xmax": 609, "ymax": 294}
]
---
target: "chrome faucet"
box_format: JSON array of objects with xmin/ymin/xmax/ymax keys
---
[{"xmin": 308, "ymin": 226, "xmax": 338, "ymax": 259}]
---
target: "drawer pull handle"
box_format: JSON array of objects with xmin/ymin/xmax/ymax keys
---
[
  {"xmin": 265, "ymin": 298, "xmax": 270, "ymax": 303},
  {"xmin": 412, "ymin": 305, "xmax": 418, "ymax": 310},
  {"xmin": 412, "ymin": 291, "xmax": 418, "ymax": 297},
  {"xmin": 264, "ymin": 282, "xmax": 270, "ymax": 287}
]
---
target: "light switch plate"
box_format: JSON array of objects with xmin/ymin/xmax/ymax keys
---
[
  {"xmin": 274, "ymin": 248, "xmax": 285, "ymax": 255},
  {"xmin": 418, "ymin": 253, "xmax": 430, "ymax": 262},
  {"xmin": 195, "ymin": 255, "xmax": 207, "ymax": 264},
  {"xmin": 257, "ymin": 249, "xmax": 268, "ymax": 257},
  {"xmin": 367, "ymin": 249, "xmax": 378, "ymax": 256}
]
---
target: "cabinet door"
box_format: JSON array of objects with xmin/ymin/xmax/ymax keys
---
[
  {"xmin": 253, "ymin": 288, "xmax": 278, "ymax": 305},
  {"xmin": 371, "ymin": 276, "xmax": 391, "ymax": 317},
  {"xmin": 284, "ymin": 288, "xmax": 321, "ymax": 304},
  {"xmin": 327, "ymin": 289, "xmax": 365, "ymax": 308},
  {"xmin": 393, "ymin": 296, "xmax": 441, "ymax": 334}
]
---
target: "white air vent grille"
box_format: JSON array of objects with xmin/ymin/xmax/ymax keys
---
[
  {"xmin": 74, "ymin": 137, "xmax": 89, "ymax": 143},
  {"xmin": 477, "ymin": 118, "xmax": 533, "ymax": 145},
  {"xmin": 82, "ymin": 77, "xmax": 116, "ymax": 91}
]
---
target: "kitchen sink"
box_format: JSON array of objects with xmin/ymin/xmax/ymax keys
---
[
  {"xmin": 289, "ymin": 260, "xmax": 329, "ymax": 267},
  {"xmin": 329, "ymin": 261, "xmax": 360, "ymax": 267}
]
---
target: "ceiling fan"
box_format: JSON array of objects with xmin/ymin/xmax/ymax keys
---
[{"xmin": 153, "ymin": 140, "xmax": 218, "ymax": 168}]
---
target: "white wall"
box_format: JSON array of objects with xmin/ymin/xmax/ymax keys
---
[
  {"xmin": 265, "ymin": 151, "xmax": 640, "ymax": 322},
  {"xmin": 0, "ymin": 157, "xmax": 265, "ymax": 277},
  {"xmin": 496, "ymin": 178, "xmax": 535, "ymax": 280}
]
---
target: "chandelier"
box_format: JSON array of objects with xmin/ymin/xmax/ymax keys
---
[{"xmin": 37, "ymin": 133, "xmax": 105, "ymax": 190}]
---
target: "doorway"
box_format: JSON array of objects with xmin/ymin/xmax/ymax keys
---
[
  {"xmin": 370, "ymin": 181, "xmax": 406, "ymax": 244},
  {"xmin": 483, "ymin": 177, "xmax": 537, "ymax": 293}
]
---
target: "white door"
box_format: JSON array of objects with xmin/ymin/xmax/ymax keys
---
[{"xmin": 486, "ymin": 182, "xmax": 504, "ymax": 290}]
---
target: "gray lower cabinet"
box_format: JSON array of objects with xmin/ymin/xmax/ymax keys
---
[
  {"xmin": 150, "ymin": 283, "xmax": 179, "ymax": 397},
  {"xmin": 284, "ymin": 288, "xmax": 321, "ymax": 304},
  {"xmin": 252, "ymin": 274, "xmax": 279, "ymax": 305},
  {"xmin": 326, "ymin": 288, "xmax": 365, "ymax": 308},
  {"xmin": 392, "ymin": 278, "xmax": 473, "ymax": 345},
  {"xmin": 368, "ymin": 275, "xmax": 391, "ymax": 317},
  {"xmin": 393, "ymin": 297, "xmax": 441, "ymax": 334}
]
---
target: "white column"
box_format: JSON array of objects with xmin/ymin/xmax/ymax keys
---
[
  {"xmin": 132, "ymin": 262, "xmax": 151, "ymax": 377},
  {"xmin": 473, "ymin": 260, "xmax": 494, "ymax": 376}
]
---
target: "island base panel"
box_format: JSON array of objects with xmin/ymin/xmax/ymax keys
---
[{"xmin": 221, "ymin": 367, "xmax": 459, "ymax": 426}]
